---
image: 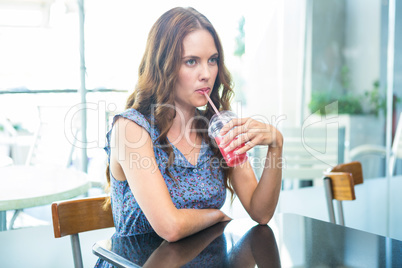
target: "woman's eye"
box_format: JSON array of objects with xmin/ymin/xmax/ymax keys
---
[
  {"xmin": 209, "ymin": 57, "xmax": 218, "ymax": 65},
  {"xmin": 185, "ymin": 59, "xmax": 196, "ymax": 66}
]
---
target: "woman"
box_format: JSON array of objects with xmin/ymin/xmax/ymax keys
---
[{"xmin": 104, "ymin": 6, "xmax": 283, "ymax": 243}]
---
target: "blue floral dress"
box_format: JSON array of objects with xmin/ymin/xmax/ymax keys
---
[{"xmin": 95, "ymin": 108, "xmax": 226, "ymax": 267}]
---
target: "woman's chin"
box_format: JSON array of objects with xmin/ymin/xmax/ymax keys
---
[{"xmin": 195, "ymin": 102, "xmax": 209, "ymax": 109}]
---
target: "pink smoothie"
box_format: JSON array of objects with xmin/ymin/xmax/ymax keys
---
[{"xmin": 215, "ymin": 136, "xmax": 248, "ymax": 167}]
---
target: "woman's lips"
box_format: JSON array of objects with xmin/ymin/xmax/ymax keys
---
[{"xmin": 196, "ymin": 88, "xmax": 210, "ymax": 94}]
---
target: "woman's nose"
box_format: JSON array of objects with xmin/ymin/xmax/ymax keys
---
[{"xmin": 199, "ymin": 63, "xmax": 211, "ymax": 81}]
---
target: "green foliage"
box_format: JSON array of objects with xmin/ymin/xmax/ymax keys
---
[
  {"xmin": 364, "ymin": 80, "xmax": 386, "ymax": 117},
  {"xmin": 0, "ymin": 122, "xmax": 27, "ymax": 133},
  {"xmin": 308, "ymin": 92, "xmax": 363, "ymax": 115},
  {"xmin": 340, "ymin": 65, "xmax": 351, "ymax": 90},
  {"xmin": 338, "ymin": 94, "xmax": 364, "ymax": 114},
  {"xmin": 309, "ymin": 80, "xmax": 393, "ymax": 116},
  {"xmin": 234, "ymin": 16, "xmax": 245, "ymax": 57}
]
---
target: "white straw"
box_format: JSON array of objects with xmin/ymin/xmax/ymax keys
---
[{"xmin": 203, "ymin": 92, "xmax": 220, "ymax": 116}]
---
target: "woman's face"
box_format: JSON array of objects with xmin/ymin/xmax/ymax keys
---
[{"xmin": 174, "ymin": 29, "xmax": 219, "ymax": 111}]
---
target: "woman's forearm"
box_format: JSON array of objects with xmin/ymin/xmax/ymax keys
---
[
  {"xmin": 249, "ymin": 146, "xmax": 283, "ymax": 224},
  {"xmin": 160, "ymin": 208, "xmax": 229, "ymax": 242}
]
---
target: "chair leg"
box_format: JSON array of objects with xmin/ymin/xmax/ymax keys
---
[
  {"xmin": 324, "ymin": 177, "xmax": 336, "ymax": 224},
  {"xmin": 336, "ymin": 200, "xmax": 345, "ymax": 226},
  {"xmin": 71, "ymin": 234, "xmax": 84, "ymax": 268},
  {"xmin": 0, "ymin": 211, "xmax": 6, "ymax": 231},
  {"xmin": 9, "ymin": 209, "xmax": 22, "ymax": 230}
]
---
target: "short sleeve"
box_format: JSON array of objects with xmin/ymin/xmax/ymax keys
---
[
  {"xmin": 115, "ymin": 109, "xmax": 152, "ymax": 134},
  {"xmin": 104, "ymin": 108, "xmax": 157, "ymax": 159}
]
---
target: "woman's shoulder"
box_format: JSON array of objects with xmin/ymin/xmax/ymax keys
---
[
  {"xmin": 114, "ymin": 108, "xmax": 151, "ymax": 131},
  {"xmin": 118, "ymin": 108, "xmax": 148, "ymax": 122},
  {"xmin": 112, "ymin": 108, "xmax": 159, "ymax": 141}
]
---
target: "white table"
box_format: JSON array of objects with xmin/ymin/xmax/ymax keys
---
[
  {"xmin": 278, "ymin": 175, "xmax": 402, "ymax": 241},
  {"xmin": 0, "ymin": 165, "xmax": 91, "ymax": 231}
]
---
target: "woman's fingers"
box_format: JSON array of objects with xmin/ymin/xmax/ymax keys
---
[
  {"xmin": 222, "ymin": 131, "xmax": 256, "ymax": 153},
  {"xmin": 217, "ymin": 117, "xmax": 281, "ymax": 153},
  {"xmin": 234, "ymin": 139, "xmax": 258, "ymax": 155},
  {"xmin": 220, "ymin": 126, "xmax": 248, "ymax": 146},
  {"xmin": 220, "ymin": 118, "xmax": 254, "ymax": 146},
  {"xmin": 219, "ymin": 118, "xmax": 249, "ymax": 136}
]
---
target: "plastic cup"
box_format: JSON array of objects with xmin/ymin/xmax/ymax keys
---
[{"xmin": 208, "ymin": 111, "xmax": 248, "ymax": 167}]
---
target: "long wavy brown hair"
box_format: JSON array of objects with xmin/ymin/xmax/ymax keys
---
[{"xmin": 105, "ymin": 7, "xmax": 235, "ymax": 207}]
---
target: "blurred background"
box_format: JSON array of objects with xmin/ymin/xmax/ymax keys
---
[
  {"xmin": 1, "ymin": 0, "xmax": 401, "ymax": 177},
  {"xmin": 0, "ymin": 0, "xmax": 401, "ymax": 267}
]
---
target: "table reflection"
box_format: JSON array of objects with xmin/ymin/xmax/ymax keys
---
[
  {"xmin": 101, "ymin": 221, "xmax": 280, "ymax": 267},
  {"xmin": 228, "ymin": 225, "xmax": 280, "ymax": 268}
]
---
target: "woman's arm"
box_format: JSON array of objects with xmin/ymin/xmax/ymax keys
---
[
  {"xmin": 143, "ymin": 221, "xmax": 228, "ymax": 267},
  {"xmin": 228, "ymin": 225, "xmax": 281, "ymax": 267},
  {"xmin": 110, "ymin": 118, "xmax": 230, "ymax": 242},
  {"xmin": 219, "ymin": 118, "xmax": 283, "ymax": 224}
]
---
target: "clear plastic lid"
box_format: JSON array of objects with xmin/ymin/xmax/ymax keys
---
[{"xmin": 208, "ymin": 111, "xmax": 237, "ymax": 138}]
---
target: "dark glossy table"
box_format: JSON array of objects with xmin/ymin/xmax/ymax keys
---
[{"xmin": 93, "ymin": 213, "xmax": 402, "ymax": 267}]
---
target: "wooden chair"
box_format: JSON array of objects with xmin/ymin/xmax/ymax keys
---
[
  {"xmin": 51, "ymin": 196, "xmax": 114, "ymax": 268},
  {"xmin": 323, "ymin": 161, "xmax": 363, "ymax": 225}
]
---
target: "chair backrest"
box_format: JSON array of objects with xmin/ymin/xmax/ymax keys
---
[
  {"xmin": 325, "ymin": 172, "xmax": 356, "ymax": 201},
  {"xmin": 323, "ymin": 161, "xmax": 363, "ymax": 225},
  {"xmin": 52, "ymin": 196, "xmax": 114, "ymax": 268},
  {"xmin": 330, "ymin": 161, "xmax": 363, "ymax": 185},
  {"xmin": 280, "ymin": 126, "xmax": 345, "ymax": 188}
]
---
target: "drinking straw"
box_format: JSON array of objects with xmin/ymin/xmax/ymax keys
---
[{"xmin": 203, "ymin": 92, "xmax": 221, "ymax": 116}]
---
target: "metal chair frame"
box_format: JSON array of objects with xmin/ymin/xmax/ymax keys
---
[
  {"xmin": 51, "ymin": 196, "xmax": 114, "ymax": 268},
  {"xmin": 323, "ymin": 161, "xmax": 363, "ymax": 225}
]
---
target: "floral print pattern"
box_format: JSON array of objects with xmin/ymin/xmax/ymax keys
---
[
  {"xmin": 96, "ymin": 108, "xmax": 226, "ymax": 267},
  {"xmin": 105, "ymin": 108, "xmax": 226, "ymax": 237}
]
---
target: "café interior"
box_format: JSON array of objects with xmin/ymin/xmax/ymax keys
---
[{"xmin": 1, "ymin": 0, "xmax": 401, "ymax": 267}]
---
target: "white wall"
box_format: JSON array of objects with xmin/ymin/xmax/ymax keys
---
[
  {"xmin": 345, "ymin": 0, "xmax": 381, "ymax": 93},
  {"xmin": 244, "ymin": 0, "xmax": 306, "ymax": 126}
]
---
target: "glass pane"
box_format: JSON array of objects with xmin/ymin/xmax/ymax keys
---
[
  {"xmin": 308, "ymin": 0, "xmax": 385, "ymax": 179},
  {"xmin": 269, "ymin": 0, "xmax": 401, "ymax": 241}
]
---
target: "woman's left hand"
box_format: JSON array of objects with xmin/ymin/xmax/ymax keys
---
[{"xmin": 218, "ymin": 117, "xmax": 283, "ymax": 155}]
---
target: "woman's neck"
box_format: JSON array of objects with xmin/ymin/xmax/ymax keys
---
[{"xmin": 169, "ymin": 106, "xmax": 198, "ymax": 139}]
